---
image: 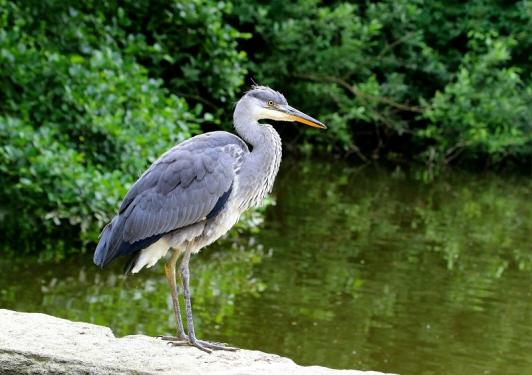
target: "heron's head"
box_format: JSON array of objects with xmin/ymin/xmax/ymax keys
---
[{"xmin": 239, "ymin": 85, "xmax": 326, "ymax": 129}]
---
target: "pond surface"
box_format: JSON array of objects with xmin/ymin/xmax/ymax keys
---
[{"xmin": 1, "ymin": 160, "xmax": 531, "ymax": 374}]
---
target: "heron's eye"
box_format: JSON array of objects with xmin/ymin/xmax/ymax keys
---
[{"xmin": 267, "ymin": 100, "xmax": 274, "ymax": 107}]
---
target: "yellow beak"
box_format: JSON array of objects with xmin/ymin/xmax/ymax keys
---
[{"xmin": 280, "ymin": 105, "xmax": 327, "ymax": 129}]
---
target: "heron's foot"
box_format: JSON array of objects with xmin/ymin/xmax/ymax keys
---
[
  {"xmin": 158, "ymin": 335, "xmax": 188, "ymax": 342},
  {"xmin": 166, "ymin": 337, "xmax": 237, "ymax": 353},
  {"xmin": 194, "ymin": 339, "xmax": 238, "ymax": 352}
]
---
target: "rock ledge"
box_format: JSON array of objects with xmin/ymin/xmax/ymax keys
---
[{"xmin": 0, "ymin": 309, "xmax": 389, "ymax": 375}]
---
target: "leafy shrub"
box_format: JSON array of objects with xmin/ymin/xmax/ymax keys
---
[
  {"xmin": 234, "ymin": 0, "xmax": 532, "ymax": 164},
  {"xmin": 1, "ymin": 0, "xmax": 531, "ymax": 257},
  {"xmin": 233, "ymin": 0, "xmax": 445, "ymax": 156},
  {"xmin": 420, "ymin": 33, "xmax": 532, "ymax": 165},
  {"xmin": 0, "ymin": 1, "xmax": 207, "ymax": 255}
]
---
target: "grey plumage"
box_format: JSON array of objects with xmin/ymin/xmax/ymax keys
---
[
  {"xmin": 94, "ymin": 131, "xmax": 247, "ymax": 267},
  {"xmin": 93, "ymin": 85, "xmax": 325, "ymax": 352}
]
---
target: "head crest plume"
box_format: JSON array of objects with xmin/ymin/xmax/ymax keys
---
[
  {"xmin": 245, "ymin": 85, "xmax": 287, "ymax": 105},
  {"xmin": 247, "ymin": 84, "xmax": 270, "ymax": 93}
]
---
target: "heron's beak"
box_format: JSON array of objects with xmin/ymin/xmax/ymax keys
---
[{"xmin": 279, "ymin": 105, "xmax": 327, "ymax": 129}]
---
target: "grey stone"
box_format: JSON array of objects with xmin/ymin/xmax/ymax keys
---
[{"xmin": 0, "ymin": 309, "xmax": 391, "ymax": 375}]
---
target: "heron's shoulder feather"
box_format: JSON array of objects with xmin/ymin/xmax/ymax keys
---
[
  {"xmin": 119, "ymin": 131, "xmax": 247, "ymax": 213},
  {"xmin": 166, "ymin": 131, "xmax": 248, "ymax": 156},
  {"xmin": 94, "ymin": 131, "xmax": 247, "ymax": 267}
]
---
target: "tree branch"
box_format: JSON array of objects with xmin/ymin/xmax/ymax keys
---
[
  {"xmin": 444, "ymin": 142, "xmax": 469, "ymax": 164},
  {"xmin": 377, "ymin": 32, "xmax": 417, "ymax": 59},
  {"xmin": 293, "ymin": 73, "xmax": 424, "ymax": 113},
  {"xmin": 174, "ymin": 92, "xmax": 218, "ymax": 111}
]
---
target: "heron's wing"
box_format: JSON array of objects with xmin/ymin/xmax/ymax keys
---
[{"xmin": 94, "ymin": 131, "xmax": 248, "ymax": 266}]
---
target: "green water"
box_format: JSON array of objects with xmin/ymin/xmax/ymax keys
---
[{"xmin": 1, "ymin": 161, "xmax": 531, "ymax": 374}]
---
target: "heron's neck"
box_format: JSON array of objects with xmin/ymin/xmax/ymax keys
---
[{"xmin": 233, "ymin": 109, "xmax": 282, "ymax": 209}]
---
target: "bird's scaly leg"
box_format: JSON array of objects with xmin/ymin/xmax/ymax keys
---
[
  {"xmin": 167, "ymin": 250, "xmax": 236, "ymax": 353},
  {"xmin": 160, "ymin": 249, "xmax": 188, "ymax": 342}
]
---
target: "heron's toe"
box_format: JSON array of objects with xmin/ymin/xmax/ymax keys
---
[
  {"xmin": 197, "ymin": 339, "xmax": 238, "ymax": 352},
  {"xmin": 162, "ymin": 335, "xmax": 236, "ymax": 353},
  {"xmin": 187, "ymin": 339, "xmax": 213, "ymax": 353},
  {"xmin": 158, "ymin": 335, "xmax": 188, "ymax": 342}
]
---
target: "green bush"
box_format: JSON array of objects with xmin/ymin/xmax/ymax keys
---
[
  {"xmin": 420, "ymin": 33, "xmax": 532, "ymax": 165},
  {"xmin": 234, "ymin": 0, "xmax": 532, "ymax": 163},
  {"xmin": 1, "ymin": 0, "xmax": 531, "ymax": 256},
  {"xmin": 0, "ymin": 0, "xmax": 243, "ymax": 256}
]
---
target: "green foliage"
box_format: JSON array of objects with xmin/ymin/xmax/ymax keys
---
[
  {"xmin": 95, "ymin": 0, "xmax": 249, "ymax": 103},
  {"xmin": 0, "ymin": 0, "xmax": 218, "ymax": 254},
  {"xmin": 0, "ymin": 0, "xmax": 256, "ymax": 255},
  {"xmin": 420, "ymin": 34, "xmax": 532, "ymax": 164},
  {"xmin": 234, "ymin": 0, "xmax": 532, "ymax": 163},
  {"xmin": 1, "ymin": 0, "xmax": 531, "ymax": 255}
]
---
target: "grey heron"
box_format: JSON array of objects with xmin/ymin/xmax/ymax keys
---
[{"xmin": 93, "ymin": 86, "xmax": 326, "ymax": 352}]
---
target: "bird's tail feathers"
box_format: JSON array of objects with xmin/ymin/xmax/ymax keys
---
[
  {"xmin": 93, "ymin": 216, "xmax": 119, "ymax": 267},
  {"xmin": 123, "ymin": 252, "xmax": 141, "ymax": 275}
]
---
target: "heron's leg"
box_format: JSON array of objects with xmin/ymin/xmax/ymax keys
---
[
  {"xmin": 161, "ymin": 249, "xmax": 187, "ymax": 341},
  {"xmin": 173, "ymin": 250, "xmax": 236, "ymax": 353},
  {"xmin": 178, "ymin": 250, "xmax": 207, "ymax": 351}
]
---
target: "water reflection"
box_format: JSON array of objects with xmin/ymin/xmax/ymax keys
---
[{"xmin": 0, "ymin": 161, "xmax": 530, "ymax": 374}]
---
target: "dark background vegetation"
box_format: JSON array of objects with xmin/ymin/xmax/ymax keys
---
[{"xmin": 1, "ymin": 0, "xmax": 531, "ymax": 255}]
